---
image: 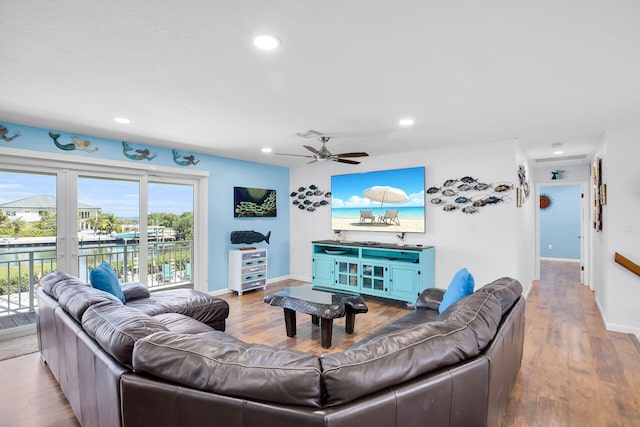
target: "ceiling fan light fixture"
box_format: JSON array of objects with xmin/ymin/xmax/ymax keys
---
[
  {"xmin": 253, "ymin": 35, "xmax": 280, "ymax": 50},
  {"xmin": 399, "ymin": 118, "xmax": 415, "ymax": 127}
]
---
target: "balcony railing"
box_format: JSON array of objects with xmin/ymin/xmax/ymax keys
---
[{"xmin": 0, "ymin": 240, "xmax": 193, "ymax": 317}]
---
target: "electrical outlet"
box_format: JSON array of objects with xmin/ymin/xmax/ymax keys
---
[{"xmin": 622, "ymin": 224, "xmax": 638, "ymax": 234}]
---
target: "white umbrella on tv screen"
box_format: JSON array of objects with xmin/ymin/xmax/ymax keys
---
[{"xmin": 363, "ymin": 186, "xmax": 409, "ymax": 220}]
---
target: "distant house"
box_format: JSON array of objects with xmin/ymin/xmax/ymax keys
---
[{"xmin": 0, "ymin": 194, "xmax": 100, "ymax": 228}]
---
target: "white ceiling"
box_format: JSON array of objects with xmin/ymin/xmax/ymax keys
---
[{"xmin": 2, "ymin": 1, "xmax": 639, "ymax": 168}]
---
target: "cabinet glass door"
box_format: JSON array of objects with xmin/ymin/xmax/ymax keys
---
[
  {"xmin": 335, "ymin": 259, "xmax": 359, "ymax": 290},
  {"xmin": 361, "ymin": 262, "xmax": 386, "ymax": 293}
]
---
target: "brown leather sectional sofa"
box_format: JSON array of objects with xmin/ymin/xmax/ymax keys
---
[{"xmin": 37, "ymin": 272, "xmax": 524, "ymax": 427}]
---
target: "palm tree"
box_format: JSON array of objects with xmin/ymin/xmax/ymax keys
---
[
  {"xmin": 97, "ymin": 213, "xmax": 117, "ymax": 234},
  {"xmin": 9, "ymin": 216, "xmax": 25, "ymax": 240}
]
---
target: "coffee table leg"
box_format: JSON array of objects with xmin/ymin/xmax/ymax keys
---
[
  {"xmin": 345, "ymin": 312, "xmax": 356, "ymax": 334},
  {"xmin": 320, "ymin": 318, "xmax": 333, "ymax": 349},
  {"xmin": 311, "ymin": 315, "xmax": 319, "ymax": 325},
  {"xmin": 283, "ymin": 308, "xmax": 296, "ymax": 337}
]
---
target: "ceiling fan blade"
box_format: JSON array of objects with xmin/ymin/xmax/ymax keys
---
[
  {"xmin": 336, "ymin": 158, "xmax": 361, "ymax": 165},
  {"xmin": 335, "ymin": 152, "xmax": 369, "ymax": 158},
  {"xmin": 303, "ymin": 145, "xmax": 323, "ymax": 156},
  {"xmin": 296, "ymin": 130, "xmax": 324, "ymax": 138},
  {"xmin": 273, "ymin": 152, "xmax": 315, "ymax": 158}
]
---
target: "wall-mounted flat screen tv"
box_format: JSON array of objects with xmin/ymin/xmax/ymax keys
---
[{"xmin": 331, "ymin": 166, "xmax": 425, "ymax": 232}]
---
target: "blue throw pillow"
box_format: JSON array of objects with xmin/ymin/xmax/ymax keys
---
[
  {"xmin": 438, "ymin": 268, "xmax": 475, "ymax": 313},
  {"xmin": 89, "ymin": 262, "xmax": 126, "ymax": 304}
]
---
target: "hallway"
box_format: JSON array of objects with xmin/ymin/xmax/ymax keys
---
[{"xmin": 502, "ymin": 260, "xmax": 640, "ymax": 426}]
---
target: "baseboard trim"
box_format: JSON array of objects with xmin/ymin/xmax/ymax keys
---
[
  {"xmin": 630, "ymin": 333, "xmax": 640, "ymax": 354},
  {"xmin": 540, "ymin": 257, "xmax": 581, "ymax": 263},
  {"xmin": 594, "ymin": 297, "xmax": 640, "ymax": 339},
  {"xmin": 605, "ymin": 321, "xmax": 640, "ymax": 339},
  {"xmin": 0, "ymin": 324, "xmax": 36, "ymax": 341},
  {"xmin": 207, "ymin": 275, "xmax": 297, "ymax": 296}
]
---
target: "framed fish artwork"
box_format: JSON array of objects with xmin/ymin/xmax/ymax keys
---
[{"xmin": 234, "ymin": 187, "xmax": 277, "ymax": 217}]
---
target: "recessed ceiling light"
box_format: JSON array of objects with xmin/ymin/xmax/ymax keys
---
[
  {"xmin": 113, "ymin": 117, "xmax": 131, "ymax": 124},
  {"xmin": 399, "ymin": 118, "xmax": 415, "ymax": 127},
  {"xmin": 253, "ymin": 35, "xmax": 280, "ymax": 50},
  {"xmin": 261, "ymin": 147, "xmax": 273, "ymax": 153},
  {"xmin": 552, "ymin": 142, "xmax": 564, "ymax": 155}
]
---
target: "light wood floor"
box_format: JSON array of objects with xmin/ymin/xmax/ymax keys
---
[{"xmin": 0, "ymin": 261, "xmax": 638, "ymax": 426}]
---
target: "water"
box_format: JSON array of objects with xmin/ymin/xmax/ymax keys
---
[{"xmin": 331, "ymin": 206, "xmax": 424, "ymax": 219}]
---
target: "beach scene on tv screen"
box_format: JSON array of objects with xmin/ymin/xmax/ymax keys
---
[{"xmin": 331, "ymin": 166, "xmax": 425, "ymax": 233}]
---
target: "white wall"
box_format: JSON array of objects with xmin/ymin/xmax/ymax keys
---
[
  {"xmin": 290, "ymin": 139, "xmax": 534, "ymax": 293},
  {"xmin": 516, "ymin": 146, "xmax": 536, "ymax": 295},
  {"xmin": 592, "ymin": 129, "xmax": 640, "ymax": 337},
  {"xmin": 533, "ymin": 162, "xmax": 591, "ymax": 183}
]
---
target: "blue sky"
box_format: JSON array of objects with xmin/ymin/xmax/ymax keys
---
[
  {"xmin": 0, "ymin": 171, "xmax": 193, "ymax": 217},
  {"xmin": 331, "ymin": 166, "xmax": 425, "ymax": 208}
]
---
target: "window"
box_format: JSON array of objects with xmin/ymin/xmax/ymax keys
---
[
  {"xmin": 0, "ymin": 170, "xmax": 57, "ymax": 315},
  {"xmin": 0, "ymin": 149, "xmax": 208, "ymax": 297}
]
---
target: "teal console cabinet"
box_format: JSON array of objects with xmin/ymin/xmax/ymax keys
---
[{"xmin": 311, "ymin": 240, "xmax": 435, "ymax": 304}]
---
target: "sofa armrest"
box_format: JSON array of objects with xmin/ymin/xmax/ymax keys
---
[{"xmin": 416, "ymin": 288, "xmax": 446, "ymax": 310}]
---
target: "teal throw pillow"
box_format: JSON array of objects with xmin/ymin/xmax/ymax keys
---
[
  {"xmin": 438, "ymin": 268, "xmax": 475, "ymax": 313},
  {"xmin": 89, "ymin": 262, "xmax": 126, "ymax": 304}
]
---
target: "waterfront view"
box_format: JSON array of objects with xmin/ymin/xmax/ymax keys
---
[{"xmin": 0, "ymin": 170, "xmax": 196, "ymax": 320}]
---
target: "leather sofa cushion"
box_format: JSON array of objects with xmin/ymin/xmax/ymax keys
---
[
  {"xmin": 415, "ymin": 287, "xmax": 445, "ymax": 310},
  {"xmin": 121, "ymin": 282, "xmax": 151, "ymax": 302},
  {"xmin": 321, "ymin": 289, "xmax": 502, "ymax": 406},
  {"xmin": 40, "ymin": 271, "xmax": 90, "ymax": 300},
  {"xmin": 58, "ymin": 284, "xmax": 123, "ymax": 323},
  {"xmin": 132, "ymin": 330, "xmax": 322, "ymax": 407},
  {"xmin": 476, "ymin": 277, "xmax": 523, "ymax": 315},
  {"xmin": 321, "ymin": 320, "xmax": 479, "ymax": 406},
  {"xmin": 126, "ymin": 288, "xmax": 229, "ymax": 327},
  {"xmin": 153, "ymin": 313, "xmax": 214, "ymax": 334},
  {"xmin": 82, "ymin": 301, "xmax": 169, "ymax": 368},
  {"xmin": 437, "ymin": 292, "xmax": 502, "ymax": 351},
  {"xmin": 356, "ymin": 309, "xmax": 439, "ymax": 346}
]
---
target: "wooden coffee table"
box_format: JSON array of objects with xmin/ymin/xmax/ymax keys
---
[{"xmin": 264, "ymin": 284, "xmax": 368, "ymax": 348}]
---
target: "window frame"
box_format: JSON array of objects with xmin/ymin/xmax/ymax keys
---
[{"xmin": 0, "ymin": 146, "xmax": 209, "ymax": 293}]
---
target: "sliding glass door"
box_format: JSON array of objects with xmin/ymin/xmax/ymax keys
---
[
  {"xmin": 0, "ymin": 150, "xmax": 208, "ymax": 312},
  {"xmin": 0, "ymin": 170, "xmax": 58, "ymax": 315},
  {"xmin": 148, "ymin": 182, "xmax": 194, "ymax": 287}
]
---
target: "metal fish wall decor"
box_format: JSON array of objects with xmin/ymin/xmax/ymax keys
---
[
  {"xmin": 290, "ymin": 184, "xmax": 330, "ymax": 213},
  {"xmin": 427, "ymin": 176, "xmax": 514, "ymax": 214}
]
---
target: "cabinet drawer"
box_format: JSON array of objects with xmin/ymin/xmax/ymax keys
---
[
  {"xmin": 242, "ymin": 264, "xmax": 266, "ymax": 274},
  {"xmin": 242, "ymin": 251, "xmax": 266, "ymax": 261},
  {"xmin": 242, "ymin": 279, "xmax": 266, "ymax": 290},
  {"xmin": 242, "ymin": 271, "xmax": 266, "ymax": 282},
  {"xmin": 242, "ymin": 258, "xmax": 266, "ymax": 267}
]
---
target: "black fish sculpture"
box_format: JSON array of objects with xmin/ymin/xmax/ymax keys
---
[{"xmin": 230, "ymin": 230, "xmax": 271, "ymax": 245}]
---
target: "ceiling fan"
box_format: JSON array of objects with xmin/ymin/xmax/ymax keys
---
[{"xmin": 274, "ymin": 130, "xmax": 369, "ymax": 165}]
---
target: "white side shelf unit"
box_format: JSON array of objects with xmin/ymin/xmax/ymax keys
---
[{"xmin": 228, "ymin": 248, "xmax": 268, "ymax": 295}]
